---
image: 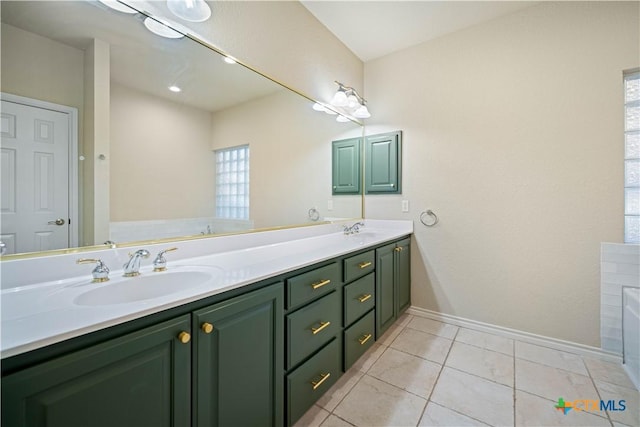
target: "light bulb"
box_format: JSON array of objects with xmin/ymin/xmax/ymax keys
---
[
  {"xmin": 312, "ymin": 103, "xmax": 326, "ymax": 112},
  {"xmin": 169, "ymin": 85, "xmax": 182, "ymax": 93},
  {"xmin": 336, "ymin": 115, "xmax": 350, "ymax": 123},
  {"xmin": 167, "ymin": 0, "xmax": 212, "ymax": 22},
  {"xmin": 331, "ymin": 90, "xmax": 348, "ymax": 107},
  {"xmin": 346, "ymin": 94, "xmax": 359, "ymax": 109},
  {"xmin": 353, "ymin": 104, "xmax": 371, "ymax": 119},
  {"xmin": 144, "ymin": 17, "xmax": 184, "ymax": 39}
]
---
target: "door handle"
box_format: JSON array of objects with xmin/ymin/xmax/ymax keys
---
[{"xmin": 48, "ymin": 218, "xmax": 65, "ymax": 226}]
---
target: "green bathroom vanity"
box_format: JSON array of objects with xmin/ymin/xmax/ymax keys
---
[{"xmin": 1, "ymin": 236, "xmax": 410, "ymax": 427}]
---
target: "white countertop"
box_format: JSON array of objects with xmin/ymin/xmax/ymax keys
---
[{"xmin": 0, "ymin": 220, "xmax": 412, "ymax": 359}]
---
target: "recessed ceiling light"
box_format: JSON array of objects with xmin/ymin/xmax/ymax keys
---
[
  {"xmin": 143, "ymin": 17, "xmax": 184, "ymax": 39},
  {"xmin": 223, "ymin": 56, "xmax": 237, "ymax": 65},
  {"xmin": 98, "ymin": 0, "xmax": 137, "ymax": 14},
  {"xmin": 168, "ymin": 85, "xmax": 182, "ymax": 93}
]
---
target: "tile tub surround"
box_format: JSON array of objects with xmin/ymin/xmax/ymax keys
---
[
  {"xmin": 295, "ymin": 314, "xmax": 640, "ymax": 427},
  {"xmin": 0, "ymin": 219, "xmax": 412, "ymax": 358},
  {"xmin": 601, "ymin": 243, "xmax": 640, "ymax": 354}
]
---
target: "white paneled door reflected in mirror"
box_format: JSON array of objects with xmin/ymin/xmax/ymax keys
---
[{"xmin": 0, "ymin": 0, "xmax": 362, "ymax": 257}]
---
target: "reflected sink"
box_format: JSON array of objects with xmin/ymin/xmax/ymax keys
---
[{"xmin": 74, "ymin": 269, "xmax": 219, "ymax": 306}]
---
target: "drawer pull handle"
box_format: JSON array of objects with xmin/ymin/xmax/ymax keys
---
[
  {"xmin": 311, "ymin": 372, "xmax": 331, "ymax": 390},
  {"xmin": 311, "ymin": 279, "xmax": 331, "ymax": 290},
  {"xmin": 177, "ymin": 331, "xmax": 191, "ymax": 344},
  {"xmin": 358, "ymin": 294, "xmax": 372, "ymax": 303},
  {"xmin": 358, "ymin": 333, "xmax": 373, "ymax": 345},
  {"xmin": 311, "ymin": 321, "xmax": 331, "ymax": 335},
  {"xmin": 358, "ymin": 261, "xmax": 372, "ymax": 269},
  {"xmin": 201, "ymin": 323, "xmax": 214, "ymax": 334}
]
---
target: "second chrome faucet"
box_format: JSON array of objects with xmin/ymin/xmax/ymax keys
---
[{"xmin": 123, "ymin": 249, "xmax": 150, "ymax": 277}]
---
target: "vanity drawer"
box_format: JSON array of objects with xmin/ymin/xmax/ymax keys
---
[
  {"xmin": 287, "ymin": 262, "xmax": 340, "ymax": 309},
  {"xmin": 343, "ymin": 250, "xmax": 375, "ymax": 283},
  {"xmin": 343, "ymin": 273, "xmax": 375, "ymax": 327},
  {"xmin": 287, "ymin": 291, "xmax": 341, "ymax": 369},
  {"xmin": 287, "ymin": 338, "xmax": 341, "ymax": 426},
  {"xmin": 344, "ymin": 310, "xmax": 375, "ymax": 371}
]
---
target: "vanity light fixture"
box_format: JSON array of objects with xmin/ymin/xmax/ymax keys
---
[
  {"xmin": 167, "ymin": 0, "xmax": 212, "ymax": 23},
  {"xmin": 330, "ymin": 81, "xmax": 371, "ymax": 119},
  {"xmin": 143, "ymin": 16, "xmax": 184, "ymax": 39},
  {"xmin": 222, "ymin": 56, "xmax": 237, "ymax": 64},
  {"xmin": 168, "ymin": 85, "xmax": 182, "ymax": 93},
  {"xmin": 336, "ymin": 115, "xmax": 351, "ymax": 123}
]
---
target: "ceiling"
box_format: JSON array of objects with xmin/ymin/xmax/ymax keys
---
[{"xmin": 300, "ymin": 1, "xmax": 539, "ymax": 62}]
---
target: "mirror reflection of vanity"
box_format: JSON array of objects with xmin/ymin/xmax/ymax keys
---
[{"xmin": 0, "ymin": 0, "xmax": 363, "ymax": 257}]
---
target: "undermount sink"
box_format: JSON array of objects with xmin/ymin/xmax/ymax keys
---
[{"xmin": 74, "ymin": 268, "xmax": 219, "ymax": 306}]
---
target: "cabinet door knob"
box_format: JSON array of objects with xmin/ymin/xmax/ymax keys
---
[
  {"xmin": 201, "ymin": 323, "xmax": 214, "ymax": 334},
  {"xmin": 311, "ymin": 372, "xmax": 331, "ymax": 390},
  {"xmin": 178, "ymin": 331, "xmax": 191, "ymax": 344},
  {"xmin": 394, "ymin": 247, "xmax": 403, "ymax": 252}
]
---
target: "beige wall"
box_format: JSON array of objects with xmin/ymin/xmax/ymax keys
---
[
  {"xmin": 211, "ymin": 90, "xmax": 362, "ymax": 228},
  {"xmin": 152, "ymin": 1, "xmax": 364, "ymax": 109},
  {"xmin": 364, "ymin": 1, "xmax": 639, "ymax": 347},
  {"xmin": 1, "ymin": 24, "xmax": 84, "ymax": 110},
  {"xmin": 110, "ymin": 82, "xmax": 215, "ymax": 221}
]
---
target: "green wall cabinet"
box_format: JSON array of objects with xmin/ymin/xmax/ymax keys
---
[
  {"xmin": 1, "ymin": 315, "xmax": 192, "ymax": 427},
  {"xmin": 375, "ymin": 237, "xmax": 411, "ymax": 338},
  {"xmin": 193, "ymin": 283, "xmax": 284, "ymax": 427},
  {"xmin": 332, "ymin": 137, "xmax": 362, "ymax": 195},
  {"xmin": 365, "ymin": 131, "xmax": 402, "ymax": 194}
]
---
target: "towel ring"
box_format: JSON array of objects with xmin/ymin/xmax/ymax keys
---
[
  {"xmin": 308, "ymin": 208, "xmax": 320, "ymax": 222},
  {"xmin": 420, "ymin": 210, "xmax": 439, "ymax": 227}
]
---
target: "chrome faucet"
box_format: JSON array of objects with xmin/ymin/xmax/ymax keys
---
[
  {"xmin": 153, "ymin": 247, "xmax": 178, "ymax": 272},
  {"xmin": 343, "ymin": 221, "xmax": 365, "ymax": 235},
  {"xmin": 123, "ymin": 249, "xmax": 150, "ymax": 277},
  {"xmin": 77, "ymin": 258, "xmax": 110, "ymax": 283}
]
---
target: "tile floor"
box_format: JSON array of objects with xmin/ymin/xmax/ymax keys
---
[{"xmin": 294, "ymin": 314, "xmax": 640, "ymax": 427}]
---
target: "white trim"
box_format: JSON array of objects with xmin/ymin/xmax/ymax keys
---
[
  {"xmin": 0, "ymin": 92, "xmax": 80, "ymax": 248},
  {"xmin": 407, "ymin": 306, "xmax": 623, "ymax": 364}
]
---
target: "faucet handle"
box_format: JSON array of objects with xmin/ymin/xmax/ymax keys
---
[
  {"xmin": 153, "ymin": 247, "xmax": 178, "ymax": 272},
  {"xmin": 77, "ymin": 258, "xmax": 110, "ymax": 283}
]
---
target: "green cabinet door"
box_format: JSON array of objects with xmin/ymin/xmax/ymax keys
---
[
  {"xmin": 375, "ymin": 238, "xmax": 411, "ymax": 339},
  {"xmin": 332, "ymin": 137, "xmax": 362, "ymax": 195},
  {"xmin": 365, "ymin": 131, "xmax": 402, "ymax": 194},
  {"xmin": 375, "ymin": 242, "xmax": 396, "ymax": 338},
  {"xmin": 1, "ymin": 315, "xmax": 191, "ymax": 427},
  {"xmin": 396, "ymin": 238, "xmax": 411, "ymax": 314},
  {"xmin": 193, "ymin": 283, "xmax": 284, "ymax": 427}
]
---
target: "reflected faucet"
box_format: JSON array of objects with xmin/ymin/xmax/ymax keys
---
[
  {"xmin": 343, "ymin": 222, "xmax": 365, "ymax": 235},
  {"xmin": 123, "ymin": 249, "xmax": 150, "ymax": 277}
]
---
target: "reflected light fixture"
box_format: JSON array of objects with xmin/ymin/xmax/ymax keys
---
[
  {"xmin": 143, "ymin": 17, "xmax": 184, "ymax": 39},
  {"xmin": 98, "ymin": 0, "xmax": 137, "ymax": 14},
  {"xmin": 222, "ymin": 56, "xmax": 237, "ymax": 64},
  {"xmin": 330, "ymin": 81, "xmax": 371, "ymax": 119},
  {"xmin": 168, "ymin": 85, "xmax": 182, "ymax": 93},
  {"xmin": 167, "ymin": 0, "xmax": 212, "ymax": 22}
]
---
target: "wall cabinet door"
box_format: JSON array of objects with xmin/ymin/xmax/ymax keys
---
[
  {"xmin": 375, "ymin": 238, "xmax": 411, "ymax": 339},
  {"xmin": 1, "ymin": 315, "xmax": 192, "ymax": 427},
  {"xmin": 332, "ymin": 137, "xmax": 362, "ymax": 195},
  {"xmin": 193, "ymin": 283, "xmax": 284, "ymax": 427},
  {"xmin": 365, "ymin": 131, "xmax": 402, "ymax": 194}
]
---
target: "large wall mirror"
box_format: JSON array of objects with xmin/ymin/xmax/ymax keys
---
[{"xmin": 0, "ymin": 0, "xmax": 363, "ymax": 257}]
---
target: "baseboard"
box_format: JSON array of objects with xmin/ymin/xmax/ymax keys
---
[{"xmin": 407, "ymin": 306, "xmax": 623, "ymax": 364}]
